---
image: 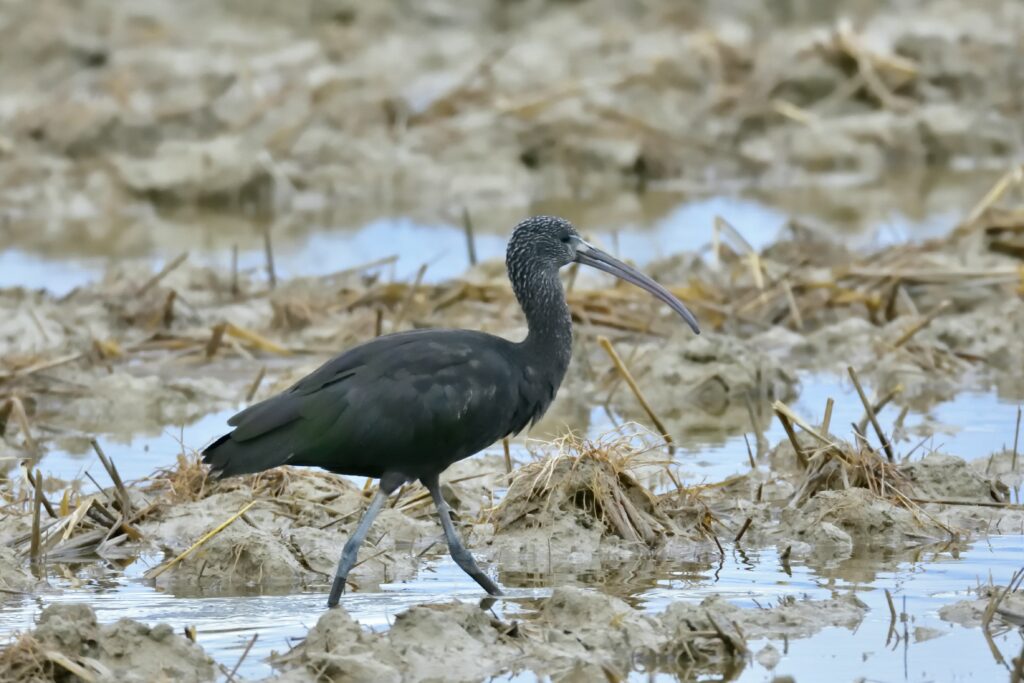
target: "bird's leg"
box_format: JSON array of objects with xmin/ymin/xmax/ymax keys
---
[
  {"xmin": 422, "ymin": 474, "xmax": 503, "ymax": 596},
  {"xmin": 327, "ymin": 486, "xmax": 389, "ymax": 608}
]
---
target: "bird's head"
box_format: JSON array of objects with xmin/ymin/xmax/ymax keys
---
[
  {"xmin": 507, "ymin": 215, "xmax": 700, "ymax": 334},
  {"xmin": 508, "ymin": 215, "xmax": 581, "ymax": 270}
]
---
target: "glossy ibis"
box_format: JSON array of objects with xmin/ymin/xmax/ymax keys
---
[{"xmin": 202, "ymin": 215, "xmax": 699, "ymax": 607}]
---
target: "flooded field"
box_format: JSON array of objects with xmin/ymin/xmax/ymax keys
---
[{"xmin": 3, "ymin": 0, "xmax": 1024, "ymax": 681}]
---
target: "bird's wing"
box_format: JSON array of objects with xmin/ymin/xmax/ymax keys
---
[
  {"xmin": 224, "ymin": 328, "xmax": 439, "ymax": 441},
  {"xmin": 204, "ymin": 330, "xmax": 524, "ymax": 477}
]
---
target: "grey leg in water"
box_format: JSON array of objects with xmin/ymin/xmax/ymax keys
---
[
  {"xmin": 327, "ymin": 487, "xmax": 389, "ymax": 607},
  {"xmin": 423, "ymin": 474, "xmax": 503, "ymax": 596}
]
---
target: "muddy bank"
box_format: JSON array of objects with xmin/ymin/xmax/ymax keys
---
[{"xmin": 0, "ymin": 603, "xmax": 216, "ymax": 682}]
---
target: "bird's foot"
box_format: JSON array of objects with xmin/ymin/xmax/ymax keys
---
[{"xmin": 326, "ymin": 575, "xmax": 347, "ymax": 608}]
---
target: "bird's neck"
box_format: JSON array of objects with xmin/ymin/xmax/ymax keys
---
[{"xmin": 515, "ymin": 269, "xmax": 573, "ymax": 377}]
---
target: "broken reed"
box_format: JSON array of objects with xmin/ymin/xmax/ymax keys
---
[{"xmin": 597, "ymin": 336, "xmax": 673, "ymax": 446}]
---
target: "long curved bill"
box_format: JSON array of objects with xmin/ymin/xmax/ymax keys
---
[{"xmin": 572, "ymin": 237, "xmax": 700, "ymax": 334}]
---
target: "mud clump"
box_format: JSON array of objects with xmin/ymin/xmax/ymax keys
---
[
  {"xmin": 608, "ymin": 332, "xmax": 798, "ymax": 438},
  {"xmin": 141, "ymin": 466, "xmax": 441, "ymax": 593},
  {"xmin": 0, "ymin": 603, "xmax": 216, "ymax": 683},
  {"xmin": 153, "ymin": 522, "xmax": 313, "ymax": 591},
  {"xmin": 901, "ymin": 452, "xmax": 1003, "ymax": 502},
  {"xmin": 0, "ymin": 547, "xmax": 34, "ymax": 593},
  {"xmin": 782, "ymin": 488, "xmax": 944, "ymax": 549},
  {"xmin": 528, "ymin": 587, "xmax": 664, "ymax": 675},
  {"xmin": 661, "ymin": 593, "xmax": 868, "ymax": 640},
  {"xmin": 939, "ymin": 584, "xmax": 1024, "ymax": 629},
  {"xmin": 271, "ymin": 601, "xmax": 519, "ymax": 683},
  {"xmin": 270, "ymin": 587, "xmax": 869, "ymax": 680}
]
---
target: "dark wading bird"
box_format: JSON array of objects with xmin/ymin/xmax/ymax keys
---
[{"xmin": 202, "ymin": 216, "xmax": 699, "ymax": 607}]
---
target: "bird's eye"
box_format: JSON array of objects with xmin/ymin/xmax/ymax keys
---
[{"xmin": 560, "ymin": 235, "xmax": 571, "ymax": 244}]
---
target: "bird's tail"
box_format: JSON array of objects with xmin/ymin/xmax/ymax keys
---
[{"xmin": 201, "ymin": 428, "xmax": 296, "ymax": 479}]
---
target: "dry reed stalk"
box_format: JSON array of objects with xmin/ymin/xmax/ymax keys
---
[
  {"xmin": 847, "ymin": 367, "xmax": 895, "ymax": 463},
  {"xmin": 910, "ymin": 498, "xmax": 1024, "ymax": 510},
  {"xmin": 745, "ymin": 394, "xmax": 767, "ymax": 457},
  {"xmin": 963, "ymin": 164, "xmax": 1024, "ymax": 227},
  {"xmin": 44, "ymin": 650, "xmax": 108, "ymax": 682},
  {"xmin": 981, "ymin": 568, "xmax": 1024, "ymax": 665},
  {"xmin": 155, "ymin": 290, "xmax": 176, "ymax": 329},
  {"xmin": 855, "ymin": 385, "xmax": 902, "ymax": 436},
  {"xmin": 733, "ymin": 517, "xmax": 752, "ymax": 543},
  {"xmin": 781, "ymin": 279, "xmax": 803, "ymax": 330},
  {"xmin": 90, "ymin": 439, "xmax": 131, "ymax": 518},
  {"xmin": 892, "ymin": 300, "xmax": 951, "ymax": 348},
  {"xmin": 59, "ymin": 498, "xmax": 96, "ymax": 543},
  {"xmin": 743, "ymin": 434, "xmax": 755, "ymax": 470},
  {"xmin": 226, "ymin": 633, "xmax": 259, "ymax": 682},
  {"xmin": 23, "ymin": 468, "xmax": 56, "ymax": 519},
  {"xmin": 822, "ymin": 397, "xmax": 835, "ymax": 434},
  {"xmin": 147, "ymin": 500, "xmax": 257, "ymax": 579},
  {"xmin": 263, "ymin": 228, "xmax": 277, "ymax": 289},
  {"xmin": 773, "ymin": 401, "xmax": 836, "ymax": 448},
  {"xmin": 137, "ymin": 251, "xmax": 188, "ymax": 296},
  {"xmin": 393, "ymin": 264, "xmax": 428, "ymax": 329},
  {"xmin": 1013, "ymin": 405, "xmax": 1021, "ymax": 471},
  {"xmin": 206, "ymin": 323, "xmax": 227, "ymax": 358},
  {"xmin": 597, "ymin": 336, "xmax": 672, "ymax": 445},
  {"xmin": 231, "ymin": 244, "xmax": 239, "ymax": 297},
  {"xmin": 30, "ymin": 470, "xmax": 42, "ymax": 562},
  {"xmin": 334, "ymin": 255, "xmax": 399, "ymax": 280},
  {"xmin": 772, "ymin": 98, "xmax": 817, "ymax": 124},
  {"xmin": 245, "ymin": 365, "xmax": 267, "ymax": 403},
  {"xmin": 224, "ymin": 322, "xmax": 290, "ymax": 355},
  {"xmin": 9, "ymin": 396, "xmax": 37, "ymax": 451},
  {"xmin": 462, "ymin": 207, "xmax": 477, "ymax": 266}
]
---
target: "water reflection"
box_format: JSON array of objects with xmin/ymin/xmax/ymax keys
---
[{"xmin": 0, "ymin": 170, "xmax": 997, "ymax": 296}]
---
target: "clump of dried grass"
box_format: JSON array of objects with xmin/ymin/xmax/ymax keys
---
[
  {"xmin": 786, "ymin": 437, "xmax": 915, "ymax": 507},
  {"xmin": 773, "ymin": 399, "xmax": 954, "ymax": 535},
  {"xmin": 145, "ymin": 450, "xmax": 211, "ymax": 503},
  {"xmin": 491, "ymin": 429, "xmax": 682, "ymax": 546},
  {"xmin": 0, "ymin": 633, "xmax": 53, "ymax": 683},
  {"xmin": 144, "ymin": 446, "xmax": 351, "ymax": 504}
]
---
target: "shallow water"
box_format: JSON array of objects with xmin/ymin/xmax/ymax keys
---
[
  {"xmin": 2, "ymin": 535, "xmax": 1019, "ymax": 680},
  {"xmin": 0, "ymin": 170, "xmax": 996, "ymax": 295}
]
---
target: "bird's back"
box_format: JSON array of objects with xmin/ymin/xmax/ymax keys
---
[{"xmin": 203, "ymin": 328, "xmax": 558, "ymax": 481}]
